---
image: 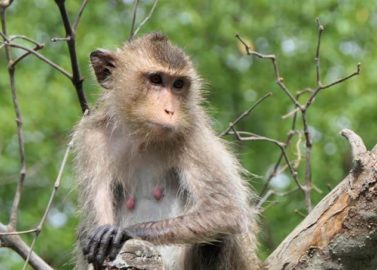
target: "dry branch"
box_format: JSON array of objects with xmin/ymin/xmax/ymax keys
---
[
  {"xmin": 266, "ymin": 130, "xmax": 377, "ymax": 270},
  {"xmin": 0, "ymin": 224, "xmax": 53, "ymax": 270},
  {"xmin": 55, "ymin": 0, "xmax": 89, "ymax": 112}
]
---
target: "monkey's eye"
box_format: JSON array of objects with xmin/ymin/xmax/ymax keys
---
[
  {"xmin": 173, "ymin": 79, "xmax": 184, "ymax": 89},
  {"xmin": 149, "ymin": 73, "xmax": 163, "ymax": 85}
]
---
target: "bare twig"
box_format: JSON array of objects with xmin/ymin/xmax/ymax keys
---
[
  {"xmin": 257, "ymin": 188, "xmax": 300, "ymax": 209},
  {"xmin": 9, "ymin": 34, "xmax": 42, "ymax": 46},
  {"xmin": 55, "ymin": 0, "xmax": 88, "ymax": 112},
  {"xmin": 0, "ymin": 228, "xmax": 38, "ymax": 236},
  {"xmin": 305, "ymin": 63, "xmax": 361, "ymax": 110},
  {"xmin": 315, "ymin": 18, "xmax": 324, "ymax": 87},
  {"xmin": 72, "ymin": 0, "xmax": 89, "ymax": 32},
  {"xmin": 1, "ymin": 5, "xmax": 26, "ymax": 229},
  {"xmin": 133, "ymin": 0, "xmax": 159, "ymax": 37},
  {"xmin": 22, "ymin": 139, "xmax": 74, "ymax": 270},
  {"xmin": 229, "ymin": 128, "xmax": 303, "ymax": 190},
  {"xmin": 219, "ymin": 92, "xmax": 272, "ymax": 137},
  {"xmin": 259, "ymin": 111, "xmax": 299, "ymax": 198},
  {"xmin": 299, "ymin": 18, "xmax": 360, "ymax": 212},
  {"xmin": 11, "ymin": 43, "xmax": 44, "ymax": 67},
  {"xmin": 236, "ymin": 34, "xmax": 301, "ymax": 108},
  {"xmin": 129, "ymin": 0, "xmax": 139, "ymax": 40},
  {"xmin": 6, "ymin": 42, "xmax": 72, "ymax": 78},
  {"xmin": 251, "ymin": 19, "xmax": 360, "ymax": 212}
]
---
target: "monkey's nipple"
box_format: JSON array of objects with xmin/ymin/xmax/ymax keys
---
[
  {"xmin": 126, "ymin": 196, "xmax": 136, "ymax": 210},
  {"xmin": 153, "ymin": 186, "xmax": 165, "ymax": 201}
]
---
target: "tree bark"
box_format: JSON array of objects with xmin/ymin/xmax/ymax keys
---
[
  {"xmin": 105, "ymin": 239, "xmax": 164, "ymax": 270},
  {"xmin": 266, "ymin": 129, "xmax": 377, "ymax": 270}
]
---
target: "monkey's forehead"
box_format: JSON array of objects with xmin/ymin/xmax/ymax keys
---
[{"xmin": 119, "ymin": 33, "xmax": 192, "ymax": 71}]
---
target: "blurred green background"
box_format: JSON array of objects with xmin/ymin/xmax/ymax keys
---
[{"xmin": 1, "ymin": 0, "xmax": 376, "ymax": 269}]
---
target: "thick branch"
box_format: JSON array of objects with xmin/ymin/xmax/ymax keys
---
[
  {"xmin": 0, "ymin": 224, "xmax": 53, "ymax": 270},
  {"xmin": 55, "ymin": 0, "xmax": 88, "ymax": 112},
  {"xmin": 266, "ymin": 131, "xmax": 377, "ymax": 270}
]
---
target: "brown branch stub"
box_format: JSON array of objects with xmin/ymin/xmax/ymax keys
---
[{"xmin": 340, "ymin": 129, "xmax": 367, "ymax": 159}]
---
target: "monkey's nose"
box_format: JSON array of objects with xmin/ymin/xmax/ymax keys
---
[{"xmin": 164, "ymin": 109, "xmax": 174, "ymax": 117}]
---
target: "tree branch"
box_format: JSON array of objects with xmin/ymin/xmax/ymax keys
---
[
  {"xmin": 4, "ymin": 42, "xmax": 72, "ymax": 79},
  {"xmin": 72, "ymin": 0, "xmax": 89, "ymax": 32},
  {"xmin": 219, "ymin": 92, "xmax": 272, "ymax": 137},
  {"xmin": 1, "ymin": 4, "xmax": 26, "ymax": 229},
  {"xmin": 128, "ymin": 0, "xmax": 139, "ymax": 40},
  {"xmin": 22, "ymin": 139, "xmax": 74, "ymax": 269},
  {"xmin": 0, "ymin": 224, "xmax": 53, "ymax": 270},
  {"xmin": 133, "ymin": 0, "xmax": 159, "ymax": 37},
  {"xmin": 236, "ymin": 34, "xmax": 301, "ymax": 108},
  {"xmin": 55, "ymin": 0, "xmax": 89, "ymax": 112}
]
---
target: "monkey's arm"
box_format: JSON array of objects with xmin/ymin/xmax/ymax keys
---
[
  {"xmin": 125, "ymin": 204, "xmax": 245, "ymax": 244},
  {"xmin": 74, "ymin": 125, "xmax": 117, "ymax": 265}
]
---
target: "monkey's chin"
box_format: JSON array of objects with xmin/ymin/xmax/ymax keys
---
[{"xmin": 146, "ymin": 121, "xmax": 178, "ymax": 140}]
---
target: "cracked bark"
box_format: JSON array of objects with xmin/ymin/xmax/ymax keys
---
[
  {"xmin": 105, "ymin": 239, "xmax": 164, "ymax": 270},
  {"xmin": 265, "ymin": 129, "xmax": 377, "ymax": 270}
]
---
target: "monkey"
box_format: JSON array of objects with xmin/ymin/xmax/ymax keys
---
[{"xmin": 73, "ymin": 32, "xmax": 260, "ymax": 270}]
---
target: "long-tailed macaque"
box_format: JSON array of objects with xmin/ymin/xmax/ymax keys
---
[{"xmin": 73, "ymin": 33, "xmax": 259, "ymax": 270}]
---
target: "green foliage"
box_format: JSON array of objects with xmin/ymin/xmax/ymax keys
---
[{"xmin": 1, "ymin": 1, "xmax": 376, "ymax": 268}]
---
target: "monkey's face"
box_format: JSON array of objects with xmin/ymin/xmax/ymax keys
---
[
  {"xmin": 90, "ymin": 33, "xmax": 201, "ymax": 142},
  {"xmin": 125, "ymin": 71, "xmax": 195, "ymax": 140}
]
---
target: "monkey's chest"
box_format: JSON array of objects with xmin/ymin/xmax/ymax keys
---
[{"xmin": 118, "ymin": 167, "xmax": 185, "ymax": 227}]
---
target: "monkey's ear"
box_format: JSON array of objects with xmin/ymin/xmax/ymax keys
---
[{"xmin": 90, "ymin": 49, "xmax": 116, "ymax": 89}]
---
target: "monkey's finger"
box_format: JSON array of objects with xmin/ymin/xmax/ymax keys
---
[
  {"xmin": 108, "ymin": 228, "xmax": 126, "ymax": 260},
  {"xmin": 95, "ymin": 227, "xmax": 116, "ymax": 265},
  {"xmin": 83, "ymin": 225, "xmax": 110, "ymax": 255},
  {"xmin": 86, "ymin": 226, "xmax": 110, "ymax": 263}
]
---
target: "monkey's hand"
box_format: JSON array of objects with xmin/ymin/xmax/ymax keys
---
[{"xmin": 82, "ymin": 224, "xmax": 132, "ymax": 267}]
